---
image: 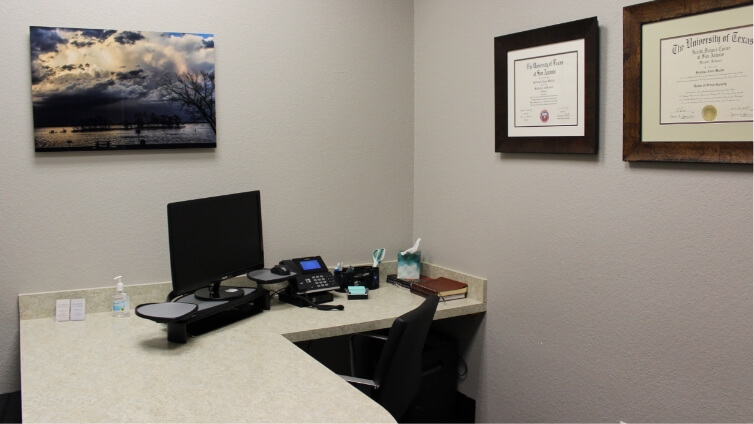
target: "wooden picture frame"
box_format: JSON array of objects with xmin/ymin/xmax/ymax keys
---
[
  {"xmin": 623, "ymin": 0, "xmax": 753, "ymax": 164},
  {"xmin": 495, "ymin": 17, "xmax": 599, "ymax": 154}
]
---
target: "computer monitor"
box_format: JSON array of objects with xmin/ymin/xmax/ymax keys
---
[{"xmin": 167, "ymin": 190, "xmax": 264, "ymax": 301}]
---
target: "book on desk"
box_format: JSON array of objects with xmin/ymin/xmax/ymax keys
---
[{"xmin": 386, "ymin": 274, "xmax": 468, "ymax": 301}]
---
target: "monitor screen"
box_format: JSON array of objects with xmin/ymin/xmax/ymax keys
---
[{"xmin": 167, "ymin": 190, "xmax": 264, "ymax": 300}]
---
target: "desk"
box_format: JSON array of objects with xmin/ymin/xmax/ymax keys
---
[{"xmin": 19, "ymin": 264, "xmax": 486, "ymax": 423}]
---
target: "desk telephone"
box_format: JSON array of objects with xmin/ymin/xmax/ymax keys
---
[{"xmin": 280, "ymin": 256, "xmax": 339, "ymax": 295}]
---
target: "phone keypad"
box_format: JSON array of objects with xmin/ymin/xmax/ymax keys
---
[{"xmin": 303, "ymin": 273, "xmax": 336, "ymax": 290}]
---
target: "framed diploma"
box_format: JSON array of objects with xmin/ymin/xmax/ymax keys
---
[
  {"xmin": 495, "ymin": 17, "xmax": 599, "ymax": 154},
  {"xmin": 623, "ymin": 0, "xmax": 753, "ymax": 164}
]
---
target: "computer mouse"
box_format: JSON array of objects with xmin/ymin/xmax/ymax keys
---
[{"xmin": 270, "ymin": 264, "xmax": 290, "ymax": 275}]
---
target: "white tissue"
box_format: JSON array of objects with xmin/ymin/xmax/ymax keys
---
[{"xmin": 401, "ymin": 238, "xmax": 421, "ymax": 256}]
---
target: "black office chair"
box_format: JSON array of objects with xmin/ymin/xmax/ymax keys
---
[{"xmin": 339, "ymin": 295, "xmax": 439, "ymax": 421}]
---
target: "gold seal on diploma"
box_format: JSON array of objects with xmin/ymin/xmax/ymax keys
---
[{"xmin": 702, "ymin": 105, "xmax": 717, "ymax": 121}]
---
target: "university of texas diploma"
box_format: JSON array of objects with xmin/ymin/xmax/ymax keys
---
[{"xmin": 660, "ymin": 25, "xmax": 753, "ymax": 125}]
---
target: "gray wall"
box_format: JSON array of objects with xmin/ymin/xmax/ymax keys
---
[
  {"xmin": 1, "ymin": 1, "xmax": 751, "ymax": 422},
  {"xmin": 0, "ymin": 0, "xmax": 414, "ymax": 394},
  {"xmin": 414, "ymin": 0, "xmax": 752, "ymax": 422}
]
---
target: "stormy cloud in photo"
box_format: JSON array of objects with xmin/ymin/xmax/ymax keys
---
[{"xmin": 30, "ymin": 26, "xmax": 216, "ymax": 151}]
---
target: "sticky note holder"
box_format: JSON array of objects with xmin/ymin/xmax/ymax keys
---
[{"xmin": 346, "ymin": 286, "xmax": 369, "ymax": 300}]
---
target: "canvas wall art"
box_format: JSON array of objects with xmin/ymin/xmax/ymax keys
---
[{"xmin": 30, "ymin": 26, "xmax": 216, "ymax": 152}]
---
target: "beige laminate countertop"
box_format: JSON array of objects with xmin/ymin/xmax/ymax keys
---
[{"xmin": 20, "ymin": 265, "xmax": 486, "ymax": 423}]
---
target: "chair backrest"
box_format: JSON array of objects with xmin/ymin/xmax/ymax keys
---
[{"xmin": 371, "ymin": 295, "xmax": 439, "ymax": 420}]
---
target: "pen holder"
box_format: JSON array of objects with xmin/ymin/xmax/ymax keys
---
[{"xmin": 334, "ymin": 266, "xmax": 379, "ymax": 292}]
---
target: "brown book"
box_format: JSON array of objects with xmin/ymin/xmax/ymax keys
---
[
  {"xmin": 411, "ymin": 277, "xmax": 467, "ymax": 297},
  {"xmin": 410, "ymin": 282, "xmax": 467, "ymax": 301}
]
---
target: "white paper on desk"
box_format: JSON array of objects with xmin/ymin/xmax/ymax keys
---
[
  {"xmin": 55, "ymin": 299, "xmax": 70, "ymax": 322},
  {"xmin": 70, "ymin": 298, "xmax": 86, "ymax": 321}
]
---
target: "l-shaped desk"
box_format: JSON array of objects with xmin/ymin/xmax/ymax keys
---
[{"xmin": 19, "ymin": 263, "xmax": 486, "ymax": 423}]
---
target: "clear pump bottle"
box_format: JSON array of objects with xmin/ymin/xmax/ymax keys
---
[{"xmin": 112, "ymin": 276, "xmax": 130, "ymax": 317}]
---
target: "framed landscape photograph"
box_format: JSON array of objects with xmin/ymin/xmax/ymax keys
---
[
  {"xmin": 30, "ymin": 26, "xmax": 216, "ymax": 152},
  {"xmin": 495, "ymin": 17, "xmax": 599, "ymax": 154},
  {"xmin": 623, "ymin": 0, "xmax": 753, "ymax": 163}
]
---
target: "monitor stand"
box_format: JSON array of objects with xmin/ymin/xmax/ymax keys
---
[
  {"xmin": 194, "ymin": 281, "xmax": 245, "ymax": 301},
  {"xmin": 136, "ymin": 288, "xmax": 270, "ymax": 343},
  {"xmin": 168, "ymin": 288, "xmax": 269, "ymax": 343}
]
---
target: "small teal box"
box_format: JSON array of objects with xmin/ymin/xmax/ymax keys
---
[{"xmin": 397, "ymin": 250, "xmax": 421, "ymax": 280}]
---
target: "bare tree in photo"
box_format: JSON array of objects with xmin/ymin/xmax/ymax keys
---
[{"xmin": 158, "ymin": 71, "xmax": 216, "ymax": 134}]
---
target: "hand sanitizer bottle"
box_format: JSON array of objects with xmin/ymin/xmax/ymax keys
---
[{"xmin": 112, "ymin": 276, "xmax": 130, "ymax": 317}]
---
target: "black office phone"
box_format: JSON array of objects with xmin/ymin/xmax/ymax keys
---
[{"xmin": 281, "ymin": 256, "xmax": 339, "ymax": 294}]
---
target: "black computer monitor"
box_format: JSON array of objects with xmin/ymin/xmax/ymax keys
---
[{"xmin": 167, "ymin": 190, "xmax": 264, "ymax": 301}]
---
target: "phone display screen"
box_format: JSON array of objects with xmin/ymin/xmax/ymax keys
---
[{"xmin": 296, "ymin": 258, "xmax": 325, "ymax": 272}]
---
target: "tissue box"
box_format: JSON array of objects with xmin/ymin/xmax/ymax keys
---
[{"xmin": 397, "ymin": 250, "xmax": 421, "ymax": 280}]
